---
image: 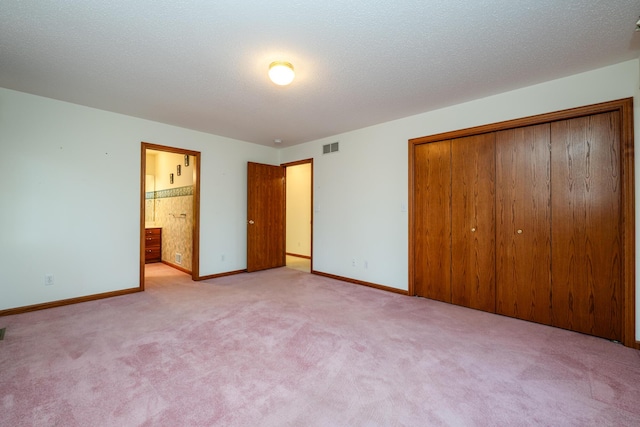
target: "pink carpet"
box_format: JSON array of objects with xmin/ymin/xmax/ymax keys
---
[{"xmin": 1, "ymin": 263, "xmax": 639, "ymax": 426}]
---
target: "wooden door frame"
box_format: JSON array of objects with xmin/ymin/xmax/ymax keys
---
[
  {"xmin": 282, "ymin": 158, "xmax": 314, "ymax": 273},
  {"xmin": 140, "ymin": 142, "xmax": 201, "ymax": 289},
  {"xmin": 408, "ymin": 98, "xmax": 637, "ymax": 348}
]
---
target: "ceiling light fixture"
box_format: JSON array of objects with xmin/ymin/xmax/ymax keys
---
[{"xmin": 268, "ymin": 61, "xmax": 295, "ymax": 86}]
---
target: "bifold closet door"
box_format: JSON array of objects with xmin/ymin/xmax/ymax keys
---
[
  {"xmin": 451, "ymin": 133, "xmax": 496, "ymax": 312},
  {"xmin": 414, "ymin": 140, "xmax": 452, "ymax": 302},
  {"xmin": 550, "ymin": 112, "xmax": 622, "ymax": 341},
  {"xmin": 495, "ymin": 124, "xmax": 552, "ymax": 324}
]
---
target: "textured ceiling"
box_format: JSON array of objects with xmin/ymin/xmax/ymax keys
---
[{"xmin": 1, "ymin": 1, "xmax": 640, "ymax": 147}]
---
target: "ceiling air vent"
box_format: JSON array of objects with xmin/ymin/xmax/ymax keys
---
[{"xmin": 322, "ymin": 142, "xmax": 339, "ymax": 155}]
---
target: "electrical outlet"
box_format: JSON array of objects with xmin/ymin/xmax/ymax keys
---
[
  {"xmin": 352, "ymin": 258, "xmax": 357, "ymax": 267},
  {"xmin": 175, "ymin": 253, "xmax": 182, "ymax": 265},
  {"xmin": 221, "ymin": 254, "xmax": 225, "ymax": 262},
  {"xmin": 364, "ymin": 260, "xmax": 368, "ymax": 269},
  {"xmin": 44, "ymin": 274, "xmax": 54, "ymax": 286}
]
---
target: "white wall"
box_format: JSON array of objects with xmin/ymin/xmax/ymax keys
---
[
  {"xmin": 279, "ymin": 59, "xmax": 640, "ymax": 339},
  {"xmin": 0, "ymin": 88, "xmax": 277, "ymax": 310},
  {"xmin": 286, "ymin": 163, "xmax": 312, "ymax": 257}
]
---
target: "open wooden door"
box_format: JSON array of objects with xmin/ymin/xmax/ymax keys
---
[{"xmin": 247, "ymin": 162, "xmax": 286, "ymax": 272}]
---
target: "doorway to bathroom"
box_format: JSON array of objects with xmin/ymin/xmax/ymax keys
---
[{"xmin": 140, "ymin": 142, "xmax": 201, "ymax": 289}]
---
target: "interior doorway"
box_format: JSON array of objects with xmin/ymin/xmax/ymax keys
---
[
  {"xmin": 283, "ymin": 159, "xmax": 313, "ymax": 273},
  {"xmin": 140, "ymin": 142, "xmax": 201, "ymax": 289}
]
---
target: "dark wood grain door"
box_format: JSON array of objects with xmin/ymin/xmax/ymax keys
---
[
  {"xmin": 550, "ymin": 112, "xmax": 622, "ymax": 340},
  {"xmin": 495, "ymin": 124, "xmax": 552, "ymax": 323},
  {"xmin": 414, "ymin": 141, "xmax": 452, "ymax": 302},
  {"xmin": 451, "ymin": 133, "xmax": 496, "ymax": 311},
  {"xmin": 247, "ymin": 162, "xmax": 286, "ymax": 272}
]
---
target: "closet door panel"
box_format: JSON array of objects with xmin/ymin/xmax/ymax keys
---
[
  {"xmin": 495, "ymin": 124, "xmax": 552, "ymax": 324},
  {"xmin": 551, "ymin": 112, "xmax": 622, "ymax": 340},
  {"xmin": 451, "ymin": 133, "xmax": 496, "ymax": 311},
  {"xmin": 414, "ymin": 141, "xmax": 452, "ymax": 302}
]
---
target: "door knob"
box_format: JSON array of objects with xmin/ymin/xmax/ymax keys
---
[
  {"xmin": 471, "ymin": 227, "xmax": 476, "ymax": 232},
  {"xmin": 517, "ymin": 229, "xmax": 523, "ymax": 234},
  {"xmin": 248, "ymin": 220, "xmax": 255, "ymax": 224}
]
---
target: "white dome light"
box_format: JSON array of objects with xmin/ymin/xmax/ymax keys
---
[{"xmin": 268, "ymin": 61, "xmax": 295, "ymax": 86}]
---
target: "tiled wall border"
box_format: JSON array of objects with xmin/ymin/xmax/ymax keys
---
[{"xmin": 146, "ymin": 185, "xmax": 193, "ymax": 200}]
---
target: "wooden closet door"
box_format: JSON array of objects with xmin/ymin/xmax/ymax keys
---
[
  {"xmin": 551, "ymin": 112, "xmax": 622, "ymax": 341},
  {"xmin": 414, "ymin": 141, "xmax": 451, "ymax": 302},
  {"xmin": 451, "ymin": 133, "xmax": 496, "ymax": 311},
  {"xmin": 495, "ymin": 124, "xmax": 552, "ymax": 324}
]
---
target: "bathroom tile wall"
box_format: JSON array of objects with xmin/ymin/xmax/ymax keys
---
[{"xmin": 148, "ymin": 186, "xmax": 193, "ymax": 271}]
